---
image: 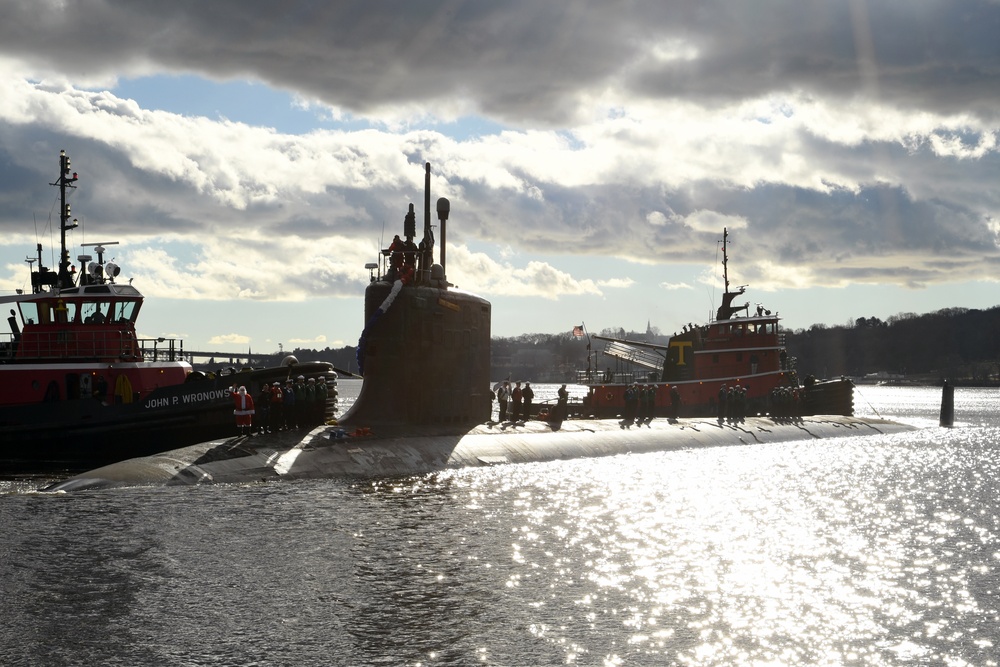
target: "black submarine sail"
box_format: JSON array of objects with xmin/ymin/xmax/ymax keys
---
[{"xmin": 345, "ymin": 163, "xmax": 491, "ymax": 429}]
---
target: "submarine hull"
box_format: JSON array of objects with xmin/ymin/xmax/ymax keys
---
[{"xmin": 46, "ymin": 415, "xmax": 914, "ymax": 491}]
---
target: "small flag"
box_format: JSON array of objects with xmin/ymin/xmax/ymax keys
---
[{"xmin": 572, "ymin": 325, "xmax": 584, "ymax": 337}]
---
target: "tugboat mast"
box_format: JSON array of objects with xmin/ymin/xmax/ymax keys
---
[
  {"xmin": 51, "ymin": 150, "xmax": 79, "ymax": 289},
  {"xmin": 721, "ymin": 227, "xmax": 730, "ymax": 295},
  {"xmin": 715, "ymin": 226, "xmax": 747, "ymax": 322}
]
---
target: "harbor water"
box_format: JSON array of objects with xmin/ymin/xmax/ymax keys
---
[{"xmin": 3, "ymin": 384, "xmax": 1000, "ymax": 666}]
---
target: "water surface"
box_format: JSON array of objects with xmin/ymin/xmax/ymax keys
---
[{"xmin": 3, "ymin": 385, "xmax": 999, "ymax": 666}]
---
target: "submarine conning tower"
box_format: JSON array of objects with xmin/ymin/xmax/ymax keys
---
[{"xmin": 338, "ymin": 163, "xmax": 492, "ymax": 428}]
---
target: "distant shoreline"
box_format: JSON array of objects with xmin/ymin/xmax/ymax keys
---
[{"xmin": 853, "ymin": 378, "xmax": 1000, "ymax": 388}]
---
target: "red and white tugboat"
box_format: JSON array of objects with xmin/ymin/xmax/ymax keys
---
[
  {"xmin": 0, "ymin": 152, "xmax": 336, "ymax": 471},
  {"xmin": 581, "ymin": 228, "xmax": 853, "ymax": 420}
]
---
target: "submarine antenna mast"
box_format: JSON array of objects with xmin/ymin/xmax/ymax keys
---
[
  {"xmin": 51, "ymin": 150, "xmax": 79, "ymax": 289},
  {"xmin": 424, "ymin": 162, "xmax": 431, "ymax": 249},
  {"xmin": 419, "ymin": 162, "xmax": 434, "ymax": 282}
]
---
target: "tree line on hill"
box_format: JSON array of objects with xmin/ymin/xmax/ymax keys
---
[
  {"xmin": 196, "ymin": 305, "xmax": 1000, "ymax": 385},
  {"xmin": 786, "ymin": 306, "xmax": 1000, "ymax": 384}
]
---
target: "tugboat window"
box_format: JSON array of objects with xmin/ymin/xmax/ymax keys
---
[
  {"xmin": 19, "ymin": 303, "xmax": 39, "ymax": 325},
  {"xmin": 52, "ymin": 300, "xmax": 77, "ymax": 324},
  {"xmin": 112, "ymin": 301, "xmax": 138, "ymax": 323},
  {"xmin": 82, "ymin": 302, "xmax": 107, "ymax": 324}
]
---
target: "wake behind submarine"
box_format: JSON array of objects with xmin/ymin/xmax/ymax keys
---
[{"xmin": 46, "ymin": 164, "xmax": 914, "ymax": 492}]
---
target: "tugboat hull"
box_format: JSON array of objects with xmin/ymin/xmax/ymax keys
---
[{"xmin": 1, "ymin": 362, "xmax": 337, "ymax": 471}]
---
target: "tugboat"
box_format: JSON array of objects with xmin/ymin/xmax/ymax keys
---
[
  {"xmin": 579, "ymin": 228, "xmax": 854, "ymax": 420},
  {"xmin": 44, "ymin": 163, "xmax": 910, "ymax": 492},
  {"xmin": 0, "ymin": 152, "xmax": 336, "ymax": 471}
]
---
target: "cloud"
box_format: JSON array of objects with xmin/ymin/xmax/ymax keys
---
[
  {"xmin": 598, "ymin": 278, "xmax": 636, "ymax": 289},
  {"xmin": 659, "ymin": 282, "xmax": 693, "ymax": 291},
  {"xmin": 208, "ymin": 333, "xmax": 250, "ymax": 346},
  {"xmin": 682, "ymin": 210, "xmax": 748, "ymax": 235},
  {"xmin": 5, "ymin": 2, "xmax": 1000, "ymax": 122},
  {"xmin": 447, "ymin": 246, "xmax": 603, "ymax": 299},
  {"xmin": 288, "ymin": 335, "xmax": 328, "ymax": 345},
  {"xmin": 0, "ymin": 0, "xmax": 999, "ymax": 316}
]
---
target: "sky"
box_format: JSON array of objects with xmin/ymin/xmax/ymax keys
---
[{"xmin": 1, "ymin": 1, "xmax": 999, "ymax": 356}]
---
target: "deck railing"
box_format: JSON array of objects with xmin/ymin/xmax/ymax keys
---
[
  {"xmin": 575, "ymin": 369, "xmax": 659, "ymax": 385},
  {"xmin": 0, "ymin": 332, "xmax": 184, "ymax": 362}
]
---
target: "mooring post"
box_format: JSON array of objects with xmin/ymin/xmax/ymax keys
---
[{"xmin": 939, "ymin": 380, "xmax": 954, "ymax": 427}]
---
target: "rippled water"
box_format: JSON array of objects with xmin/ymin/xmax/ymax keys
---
[{"xmin": 3, "ymin": 385, "xmax": 1000, "ymax": 666}]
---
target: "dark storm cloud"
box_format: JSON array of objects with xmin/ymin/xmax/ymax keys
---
[
  {"xmin": 625, "ymin": 2, "xmax": 1000, "ymax": 117},
  {"xmin": 4, "ymin": 0, "xmax": 1000, "ymax": 124}
]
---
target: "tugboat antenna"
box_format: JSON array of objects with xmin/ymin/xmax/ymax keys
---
[
  {"xmin": 721, "ymin": 227, "xmax": 730, "ymax": 294},
  {"xmin": 714, "ymin": 227, "xmax": 748, "ymax": 322},
  {"xmin": 50, "ymin": 150, "xmax": 79, "ymax": 289}
]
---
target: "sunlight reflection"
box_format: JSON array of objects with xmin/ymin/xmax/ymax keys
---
[{"xmin": 429, "ymin": 420, "xmax": 1000, "ymax": 665}]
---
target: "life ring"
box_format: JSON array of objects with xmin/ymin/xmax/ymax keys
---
[{"xmin": 606, "ymin": 392, "xmax": 614, "ymax": 402}]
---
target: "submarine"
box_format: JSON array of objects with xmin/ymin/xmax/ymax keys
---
[{"xmin": 45, "ymin": 164, "xmax": 915, "ymax": 492}]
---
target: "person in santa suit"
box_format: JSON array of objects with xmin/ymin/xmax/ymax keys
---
[{"xmin": 231, "ymin": 385, "xmax": 255, "ymax": 436}]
